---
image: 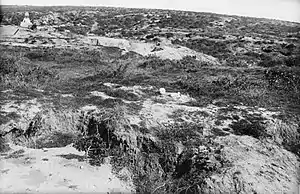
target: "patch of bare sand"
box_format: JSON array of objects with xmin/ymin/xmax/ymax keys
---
[
  {"xmin": 0, "ymin": 144, "xmax": 134, "ymax": 193},
  {"xmin": 83, "ymin": 35, "xmax": 218, "ymax": 62},
  {"xmin": 0, "ymin": 25, "xmax": 219, "ymax": 63}
]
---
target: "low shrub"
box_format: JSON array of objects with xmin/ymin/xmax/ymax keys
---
[
  {"xmin": 152, "ymin": 122, "xmax": 229, "ymax": 194},
  {"xmin": 175, "ymin": 55, "xmax": 207, "ymax": 71},
  {"xmin": 1, "ymin": 52, "xmax": 57, "ymax": 88},
  {"xmin": 73, "ymin": 105, "xmax": 130, "ymax": 164},
  {"xmin": 229, "ymin": 119, "xmax": 269, "ymax": 139},
  {"xmin": 267, "ymin": 119, "xmax": 300, "ymax": 157},
  {"xmin": 265, "ymin": 66, "xmax": 300, "ymax": 92},
  {"xmin": 138, "ymin": 56, "xmax": 174, "ymax": 70},
  {"xmin": 24, "ymin": 50, "xmax": 55, "ymax": 61},
  {"xmin": 0, "ymin": 54, "xmax": 19, "ymax": 76},
  {"xmin": 285, "ymin": 55, "xmax": 300, "ymax": 67},
  {"xmin": 258, "ymin": 56, "xmax": 284, "ymax": 67},
  {"xmin": 0, "ymin": 137, "xmax": 10, "ymax": 153},
  {"xmin": 72, "ymin": 105, "xmax": 229, "ymax": 194}
]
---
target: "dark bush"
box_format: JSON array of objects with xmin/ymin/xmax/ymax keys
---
[
  {"xmin": 105, "ymin": 89, "xmax": 139, "ymax": 101},
  {"xmin": 24, "ymin": 50, "xmax": 55, "ymax": 61},
  {"xmin": 155, "ymin": 122, "xmax": 229, "ymax": 194},
  {"xmin": 0, "ymin": 55, "xmax": 18, "ymax": 76},
  {"xmin": 230, "ymin": 119, "xmax": 269, "ymax": 139},
  {"xmin": 0, "ymin": 51, "xmax": 57, "ymax": 88},
  {"xmin": 175, "ymin": 55, "xmax": 205, "ymax": 71},
  {"xmin": 0, "ymin": 137, "xmax": 10, "ymax": 153},
  {"xmin": 285, "ymin": 55, "xmax": 300, "ymax": 67},
  {"xmin": 138, "ymin": 56, "xmax": 174, "ymax": 70},
  {"xmin": 258, "ymin": 56, "xmax": 283, "ymax": 67},
  {"xmin": 173, "ymin": 39, "xmax": 233, "ymax": 61},
  {"xmin": 166, "ymin": 32, "xmax": 174, "ymax": 39},
  {"xmin": 265, "ymin": 66, "xmax": 300, "ymax": 91}
]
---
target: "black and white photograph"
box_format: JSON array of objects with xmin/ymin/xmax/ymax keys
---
[{"xmin": 0, "ymin": 0, "xmax": 299, "ymax": 193}]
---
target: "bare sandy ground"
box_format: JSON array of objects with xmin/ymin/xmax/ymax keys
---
[
  {"xmin": 0, "ymin": 25, "xmax": 219, "ymax": 64},
  {"xmin": 0, "ymin": 144, "xmax": 133, "ymax": 193}
]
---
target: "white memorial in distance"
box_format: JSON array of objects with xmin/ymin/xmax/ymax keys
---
[{"xmin": 20, "ymin": 12, "xmax": 33, "ymax": 28}]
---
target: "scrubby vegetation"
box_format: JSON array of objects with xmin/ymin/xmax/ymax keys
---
[
  {"xmin": 0, "ymin": 137, "xmax": 10, "ymax": 153},
  {"xmin": 72, "ymin": 106, "xmax": 230, "ymax": 193},
  {"xmin": 1, "ymin": 5, "xmax": 300, "ymax": 193},
  {"xmin": 0, "ymin": 48, "xmax": 57, "ymax": 89}
]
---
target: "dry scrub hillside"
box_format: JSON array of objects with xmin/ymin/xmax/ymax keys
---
[{"xmin": 0, "ymin": 5, "xmax": 300, "ymax": 194}]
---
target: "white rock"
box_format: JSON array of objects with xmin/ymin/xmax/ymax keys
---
[{"xmin": 159, "ymin": 88, "xmax": 166, "ymax": 95}]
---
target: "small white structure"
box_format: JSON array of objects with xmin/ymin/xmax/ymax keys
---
[
  {"xmin": 159, "ymin": 88, "xmax": 166, "ymax": 95},
  {"xmin": 20, "ymin": 12, "xmax": 33, "ymax": 28},
  {"xmin": 90, "ymin": 21, "xmax": 98, "ymax": 32}
]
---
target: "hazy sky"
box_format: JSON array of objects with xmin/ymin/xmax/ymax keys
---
[{"xmin": 2, "ymin": 0, "xmax": 300, "ymax": 22}]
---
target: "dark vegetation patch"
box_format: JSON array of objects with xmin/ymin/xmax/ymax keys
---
[
  {"xmin": 0, "ymin": 112, "xmax": 20, "ymax": 125},
  {"xmin": 288, "ymin": 143, "xmax": 300, "ymax": 158},
  {"xmin": 274, "ymin": 121, "xmax": 300, "ymax": 158},
  {"xmin": 23, "ymin": 47, "xmax": 120, "ymax": 65},
  {"xmin": 0, "ymin": 137, "xmax": 11, "ymax": 153},
  {"xmin": 229, "ymin": 119, "xmax": 269, "ymax": 139},
  {"xmin": 116, "ymin": 123, "xmax": 230, "ymax": 194},
  {"xmin": 0, "ymin": 47, "xmax": 57, "ymax": 89},
  {"xmin": 126, "ymin": 102, "xmax": 144, "ymax": 114},
  {"xmin": 1, "ymin": 169, "xmax": 10, "ymax": 174},
  {"xmin": 57, "ymin": 154, "xmax": 85, "ymax": 162},
  {"xmin": 72, "ymin": 106, "xmax": 230, "ymax": 193},
  {"xmin": 211, "ymin": 128, "xmax": 229, "ymax": 136},
  {"xmin": 172, "ymin": 39, "xmax": 233, "ymax": 61},
  {"xmin": 265, "ymin": 66, "xmax": 300, "ymax": 92},
  {"xmin": 4, "ymin": 149, "xmax": 25, "ymax": 159},
  {"xmin": 73, "ymin": 107, "xmax": 131, "ymax": 166},
  {"xmin": 32, "ymin": 132, "xmax": 77, "ymax": 149},
  {"xmin": 1, "ymin": 43, "xmax": 299, "ymax": 115}
]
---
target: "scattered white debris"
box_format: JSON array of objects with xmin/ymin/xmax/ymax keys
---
[
  {"xmin": 35, "ymin": 89, "xmax": 45, "ymax": 93},
  {"xmin": 1, "ymin": 89, "xmax": 13, "ymax": 93},
  {"xmin": 90, "ymin": 91, "xmax": 115, "ymax": 100},
  {"xmin": 61, "ymin": 94, "xmax": 74, "ymax": 98},
  {"xmin": 104, "ymin": 83, "xmax": 154, "ymax": 97},
  {"xmin": 154, "ymin": 90, "xmax": 195, "ymax": 104},
  {"xmin": 80, "ymin": 105, "xmax": 98, "ymax": 112},
  {"xmin": 103, "ymin": 83, "xmax": 120, "ymax": 88}
]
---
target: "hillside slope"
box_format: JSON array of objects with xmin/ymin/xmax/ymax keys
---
[{"xmin": 1, "ymin": 5, "xmax": 300, "ymax": 194}]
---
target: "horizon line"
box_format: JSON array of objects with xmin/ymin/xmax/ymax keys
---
[{"xmin": 2, "ymin": 4, "xmax": 300, "ymax": 24}]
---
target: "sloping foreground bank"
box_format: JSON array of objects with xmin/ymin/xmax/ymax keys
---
[{"xmin": 1, "ymin": 90, "xmax": 299, "ymax": 193}]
